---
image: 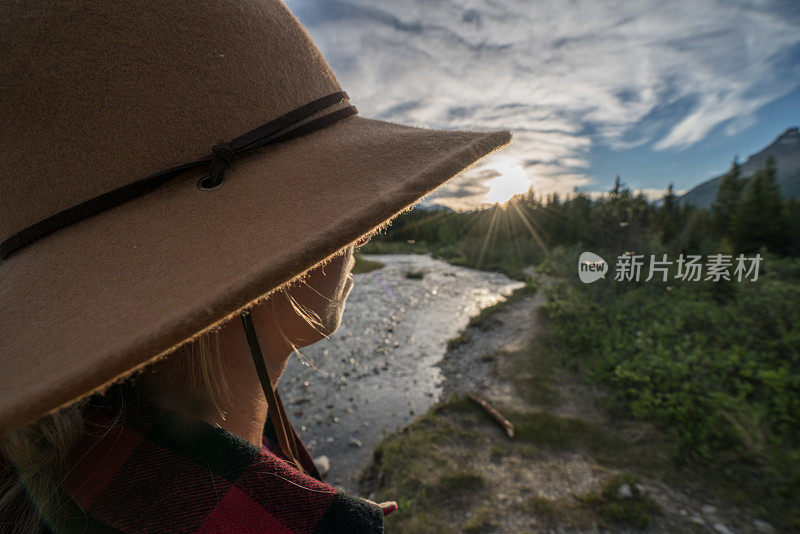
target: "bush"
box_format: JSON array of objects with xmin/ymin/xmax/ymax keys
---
[{"xmin": 542, "ymin": 262, "xmax": 800, "ymax": 526}]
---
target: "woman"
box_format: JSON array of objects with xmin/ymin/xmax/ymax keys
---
[{"xmin": 0, "ymin": 1, "xmax": 510, "ymax": 532}]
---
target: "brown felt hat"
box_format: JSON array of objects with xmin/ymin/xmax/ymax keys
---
[{"xmin": 0, "ymin": 1, "xmax": 510, "ymax": 433}]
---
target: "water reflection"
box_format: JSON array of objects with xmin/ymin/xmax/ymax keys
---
[{"xmin": 281, "ymin": 254, "xmax": 523, "ymax": 491}]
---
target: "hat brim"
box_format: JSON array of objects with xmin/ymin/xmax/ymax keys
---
[{"xmin": 0, "ymin": 115, "xmax": 510, "ymax": 432}]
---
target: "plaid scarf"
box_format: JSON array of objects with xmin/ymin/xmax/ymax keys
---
[{"xmin": 51, "ymin": 398, "xmax": 391, "ymax": 533}]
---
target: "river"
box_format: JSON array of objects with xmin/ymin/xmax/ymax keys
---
[{"xmin": 280, "ymin": 254, "xmax": 523, "ymax": 492}]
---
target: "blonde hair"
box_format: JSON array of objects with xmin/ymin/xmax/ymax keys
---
[
  {"xmin": 0, "ymin": 275, "xmax": 339, "ymax": 533},
  {"xmin": 0, "ymin": 331, "xmax": 230, "ymax": 533}
]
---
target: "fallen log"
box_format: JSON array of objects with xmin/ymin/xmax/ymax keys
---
[{"xmin": 468, "ymin": 393, "xmax": 514, "ymax": 438}]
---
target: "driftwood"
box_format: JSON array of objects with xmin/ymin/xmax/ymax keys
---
[{"xmin": 469, "ymin": 394, "xmax": 514, "ymax": 438}]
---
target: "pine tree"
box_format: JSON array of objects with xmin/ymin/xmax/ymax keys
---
[
  {"xmin": 711, "ymin": 158, "xmax": 743, "ymax": 238},
  {"xmin": 611, "ymin": 175, "xmax": 622, "ymax": 197},
  {"xmin": 731, "ymin": 156, "xmax": 786, "ymax": 253},
  {"xmin": 658, "ymin": 183, "xmax": 680, "ymax": 243},
  {"xmin": 782, "ymin": 196, "xmax": 800, "ymax": 256},
  {"xmin": 663, "ymin": 183, "xmax": 676, "ymax": 211}
]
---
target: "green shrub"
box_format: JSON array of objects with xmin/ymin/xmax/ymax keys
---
[{"xmin": 542, "ymin": 262, "xmax": 800, "ymax": 526}]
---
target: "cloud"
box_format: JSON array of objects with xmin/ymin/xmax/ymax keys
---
[{"xmin": 288, "ymin": 0, "xmax": 800, "ymax": 209}]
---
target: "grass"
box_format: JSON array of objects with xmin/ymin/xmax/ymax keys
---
[
  {"xmin": 462, "ymin": 505, "xmax": 496, "ymax": 532},
  {"xmin": 362, "ymin": 398, "xmax": 490, "ymax": 533},
  {"xmin": 360, "ymin": 239, "xmax": 431, "ymax": 256},
  {"xmin": 581, "ymin": 474, "xmax": 660, "ymax": 529},
  {"xmin": 501, "ymin": 341, "xmax": 561, "ymax": 407},
  {"xmin": 364, "ymin": 391, "xmax": 645, "ymax": 532},
  {"xmin": 542, "ymin": 260, "xmax": 800, "ymax": 529},
  {"xmin": 513, "ymin": 478, "xmax": 660, "ymax": 532},
  {"xmin": 445, "ymin": 334, "xmax": 468, "ymax": 351},
  {"xmin": 405, "ymin": 270, "xmax": 425, "ymax": 279},
  {"xmin": 433, "ymin": 470, "xmax": 485, "ymax": 503},
  {"xmin": 360, "ymin": 236, "xmax": 538, "ymax": 281},
  {"xmin": 352, "ymin": 253, "xmax": 384, "ymax": 274},
  {"xmin": 521, "ymin": 494, "xmax": 563, "ymax": 522}
]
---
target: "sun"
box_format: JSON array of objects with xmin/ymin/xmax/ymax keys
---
[{"xmin": 484, "ymin": 160, "xmax": 531, "ymax": 205}]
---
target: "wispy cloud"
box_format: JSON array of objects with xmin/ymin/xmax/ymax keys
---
[{"xmin": 288, "ymin": 0, "xmax": 800, "ymax": 208}]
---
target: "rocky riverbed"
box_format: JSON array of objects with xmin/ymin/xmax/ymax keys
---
[
  {"xmin": 364, "ymin": 281, "xmax": 774, "ymax": 533},
  {"xmin": 279, "ymin": 254, "xmax": 523, "ymax": 491}
]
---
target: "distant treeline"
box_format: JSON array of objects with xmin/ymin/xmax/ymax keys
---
[{"xmin": 364, "ymin": 156, "xmax": 800, "ymax": 278}]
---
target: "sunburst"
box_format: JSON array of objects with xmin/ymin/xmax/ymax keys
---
[{"xmin": 484, "ymin": 159, "xmax": 531, "ymax": 205}]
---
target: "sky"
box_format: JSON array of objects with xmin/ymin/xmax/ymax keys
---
[{"xmin": 287, "ymin": 0, "xmax": 800, "ymax": 210}]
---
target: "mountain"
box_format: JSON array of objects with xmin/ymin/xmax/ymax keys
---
[
  {"xmin": 680, "ymin": 127, "xmax": 800, "ymax": 208},
  {"xmin": 416, "ymin": 203, "xmax": 455, "ymax": 213}
]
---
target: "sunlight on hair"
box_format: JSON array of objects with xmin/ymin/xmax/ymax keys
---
[
  {"xmin": 272, "ymin": 291, "xmax": 329, "ymax": 377},
  {"xmin": 484, "ymin": 159, "xmax": 531, "ymax": 205}
]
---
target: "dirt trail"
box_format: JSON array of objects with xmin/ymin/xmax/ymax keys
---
[{"xmin": 427, "ymin": 285, "xmax": 773, "ymax": 533}]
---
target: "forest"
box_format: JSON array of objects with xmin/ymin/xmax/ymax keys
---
[{"xmin": 362, "ymin": 156, "xmax": 800, "ymax": 526}]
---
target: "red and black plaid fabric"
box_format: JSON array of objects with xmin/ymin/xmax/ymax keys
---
[{"xmin": 51, "ymin": 398, "xmax": 389, "ymax": 533}]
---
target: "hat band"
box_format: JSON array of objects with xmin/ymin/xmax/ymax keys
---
[{"xmin": 1, "ymin": 92, "xmax": 357, "ymax": 260}]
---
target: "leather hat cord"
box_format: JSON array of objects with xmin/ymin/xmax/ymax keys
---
[
  {"xmin": 0, "ymin": 92, "xmax": 356, "ymax": 260},
  {"xmin": 240, "ymin": 309, "xmax": 306, "ymax": 474}
]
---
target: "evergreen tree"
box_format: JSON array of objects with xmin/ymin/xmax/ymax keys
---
[
  {"xmin": 663, "ymin": 183, "xmax": 677, "ymax": 211},
  {"xmin": 611, "ymin": 175, "xmax": 622, "ymax": 197},
  {"xmin": 731, "ymin": 157, "xmax": 786, "ymax": 253},
  {"xmin": 658, "ymin": 183, "xmax": 681, "ymax": 243},
  {"xmin": 711, "ymin": 158, "xmax": 744, "ymax": 238},
  {"xmin": 783, "ymin": 197, "xmax": 800, "ymax": 256}
]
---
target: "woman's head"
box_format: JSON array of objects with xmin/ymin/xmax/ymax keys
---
[
  {"xmin": 0, "ymin": 243, "xmax": 361, "ymax": 530},
  {"xmin": 139, "ymin": 243, "xmax": 358, "ymax": 437}
]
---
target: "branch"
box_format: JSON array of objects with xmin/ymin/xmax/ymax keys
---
[{"xmin": 469, "ymin": 394, "xmax": 515, "ymax": 439}]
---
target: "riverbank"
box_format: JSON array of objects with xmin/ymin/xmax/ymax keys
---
[
  {"xmin": 361, "ymin": 280, "xmax": 777, "ymax": 533},
  {"xmin": 280, "ymin": 254, "xmax": 522, "ymax": 491}
]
